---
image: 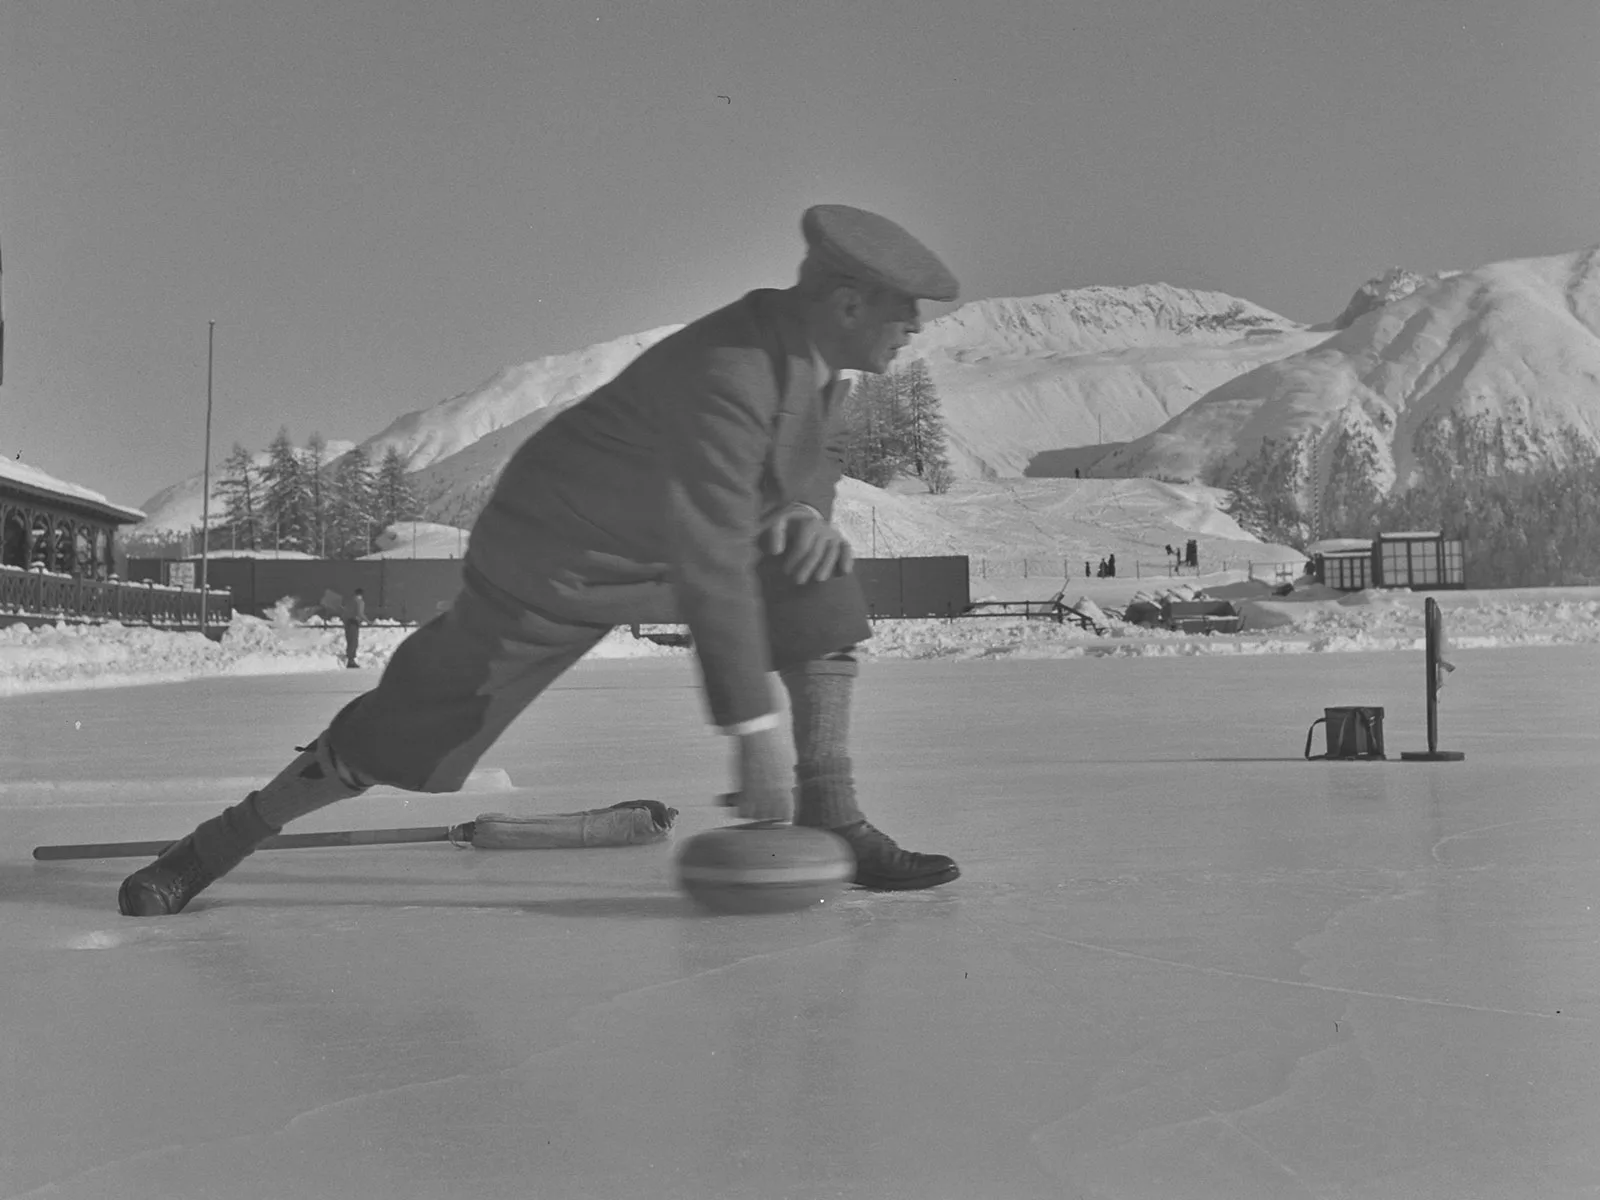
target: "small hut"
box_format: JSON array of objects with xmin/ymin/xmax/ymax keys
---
[{"xmin": 1309, "ymin": 531, "xmax": 1467, "ymax": 592}]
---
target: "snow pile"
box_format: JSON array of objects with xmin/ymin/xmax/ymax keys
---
[
  {"xmin": 0, "ymin": 607, "xmax": 682, "ymax": 696},
  {"xmin": 3, "ymin": 586, "xmax": 1599, "ymax": 694},
  {"xmin": 363, "ymin": 521, "xmax": 472, "ymax": 559},
  {"xmin": 860, "ymin": 586, "xmax": 1600, "ymax": 661},
  {"xmin": 182, "ymin": 547, "xmax": 319, "ymax": 560},
  {"xmin": 1069, "ymin": 596, "xmax": 1109, "ymax": 628}
]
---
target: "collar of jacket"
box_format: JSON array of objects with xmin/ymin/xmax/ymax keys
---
[
  {"xmin": 762, "ymin": 287, "xmax": 844, "ymax": 412},
  {"xmin": 753, "ymin": 288, "xmax": 847, "ymax": 504}
]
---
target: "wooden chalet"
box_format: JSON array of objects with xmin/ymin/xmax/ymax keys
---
[{"xmin": 0, "ymin": 459, "xmax": 229, "ymax": 633}]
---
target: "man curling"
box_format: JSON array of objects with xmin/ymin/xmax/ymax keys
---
[{"xmin": 119, "ymin": 204, "xmax": 962, "ymax": 916}]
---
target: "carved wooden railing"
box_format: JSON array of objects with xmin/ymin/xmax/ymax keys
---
[{"xmin": 0, "ymin": 564, "xmax": 232, "ymax": 631}]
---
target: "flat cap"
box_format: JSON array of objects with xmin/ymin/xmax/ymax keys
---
[{"xmin": 801, "ymin": 204, "xmax": 959, "ymax": 302}]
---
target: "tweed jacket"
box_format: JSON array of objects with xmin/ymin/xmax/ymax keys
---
[{"xmin": 465, "ymin": 287, "xmax": 850, "ymax": 727}]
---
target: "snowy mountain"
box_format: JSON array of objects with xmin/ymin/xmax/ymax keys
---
[
  {"xmin": 904, "ymin": 284, "xmax": 1325, "ymax": 480},
  {"xmin": 132, "ymin": 247, "xmax": 1600, "ymax": 560},
  {"xmin": 1092, "ymin": 247, "xmax": 1600, "ymax": 514},
  {"xmin": 355, "ymin": 325, "xmax": 682, "ymax": 473},
  {"xmin": 397, "ymin": 283, "xmax": 1325, "ymax": 517},
  {"xmin": 1323, "ymin": 265, "xmax": 1440, "ymax": 331},
  {"xmin": 136, "ymin": 282, "xmax": 1321, "ymax": 537}
]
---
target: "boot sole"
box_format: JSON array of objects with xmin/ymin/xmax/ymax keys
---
[{"xmin": 854, "ymin": 863, "xmax": 961, "ymax": 892}]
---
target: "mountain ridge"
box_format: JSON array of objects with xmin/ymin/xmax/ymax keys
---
[
  {"xmin": 1094, "ymin": 246, "xmax": 1600, "ymax": 515},
  {"xmin": 131, "ymin": 248, "xmax": 1600, "ymax": 560}
]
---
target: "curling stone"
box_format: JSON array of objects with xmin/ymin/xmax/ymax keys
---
[{"xmin": 676, "ymin": 823, "xmax": 853, "ymax": 914}]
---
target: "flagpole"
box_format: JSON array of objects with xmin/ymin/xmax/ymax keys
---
[{"xmin": 199, "ymin": 321, "xmax": 215, "ymax": 634}]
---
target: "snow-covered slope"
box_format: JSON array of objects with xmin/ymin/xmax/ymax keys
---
[
  {"xmin": 355, "ymin": 325, "xmax": 682, "ymax": 475},
  {"xmin": 403, "ymin": 284, "xmax": 1323, "ymax": 511},
  {"xmin": 905, "ymin": 284, "xmax": 1326, "ymax": 480},
  {"xmin": 829, "ymin": 475, "xmax": 1293, "ymax": 571},
  {"xmin": 1323, "ymin": 265, "xmax": 1440, "ymax": 331},
  {"xmin": 1094, "ymin": 247, "xmax": 1600, "ymax": 506},
  {"xmin": 134, "ymin": 247, "xmax": 1600, "ymax": 548},
  {"xmin": 131, "ymin": 283, "xmax": 1321, "ymax": 531},
  {"xmin": 364, "ymin": 476, "xmax": 1299, "ymax": 576}
]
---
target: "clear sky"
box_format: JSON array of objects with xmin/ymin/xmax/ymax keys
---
[{"xmin": 2, "ymin": 0, "xmax": 1596, "ymax": 509}]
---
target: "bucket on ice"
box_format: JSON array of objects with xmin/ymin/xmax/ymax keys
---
[{"xmin": 1304, "ymin": 706, "xmax": 1386, "ymax": 760}]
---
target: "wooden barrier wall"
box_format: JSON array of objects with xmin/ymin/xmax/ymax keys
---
[{"xmin": 131, "ymin": 555, "xmax": 973, "ymax": 623}]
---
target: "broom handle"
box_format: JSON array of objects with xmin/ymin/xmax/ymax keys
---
[{"xmin": 32, "ymin": 824, "xmax": 464, "ymax": 861}]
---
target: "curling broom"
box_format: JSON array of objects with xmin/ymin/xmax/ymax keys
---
[{"xmin": 33, "ymin": 800, "xmax": 678, "ymax": 860}]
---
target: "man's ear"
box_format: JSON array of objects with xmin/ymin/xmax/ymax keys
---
[{"xmin": 833, "ymin": 284, "xmax": 867, "ymax": 327}]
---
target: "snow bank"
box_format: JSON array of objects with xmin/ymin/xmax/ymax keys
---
[
  {"xmin": 3, "ymin": 586, "xmax": 1599, "ymax": 695},
  {"xmin": 0, "ymin": 609, "xmax": 682, "ymax": 696},
  {"xmin": 862, "ymin": 587, "xmax": 1600, "ymax": 661}
]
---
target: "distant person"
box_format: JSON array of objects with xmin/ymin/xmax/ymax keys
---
[
  {"xmin": 1073, "ymin": 468, "xmax": 1080, "ymax": 479},
  {"xmin": 1107, "ymin": 553, "xmax": 1117, "ymax": 578},
  {"xmin": 342, "ymin": 588, "xmax": 366, "ymax": 668},
  {"xmin": 118, "ymin": 204, "xmax": 963, "ymax": 916}
]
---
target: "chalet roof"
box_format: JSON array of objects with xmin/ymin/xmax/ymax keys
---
[
  {"xmin": 0, "ymin": 458, "xmax": 147, "ymax": 524},
  {"xmin": 1307, "ymin": 537, "xmax": 1374, "ymax": 556}
]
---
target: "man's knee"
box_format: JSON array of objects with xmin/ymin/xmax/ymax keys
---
[
  {"xmin": 780, "ymin": 645, "xmax": 860, "ymax": 679},
  {"xmin": 296, "ymin": 732, "xmax": 374, "ymax": 791}
]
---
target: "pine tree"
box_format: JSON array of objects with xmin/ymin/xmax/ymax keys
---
[
  {"xmin": 215, "ymin": 443, "xmax": 263, "ymax": 551},
  {"xmin": 1367, "ymin": 426, "xmax": 1600, "ymax": 587},
  {"xmin": 840, "ymin": 373, "xmax": 893, "ymax": 486},
  {"xmin": 1208, "ymin": 436, "xmax": 1312, "ymax": 548},
  {"xmin": 375, "ymin": 446, "xmax": 423, "ymax": 532},
  {"xmin": 259, "ymin": 427, "xmax": 310, "ymax": 553},
  {"xmin": 302, "ymin": 432, "xmax": 330, "ymax": 557},
  {"xmin": 330, "ymin": 446, "xmax": 377, "ymax": 558},
  {"xmin": 899, "ymin": 359, "xmax": 953, "ymax": 493}
]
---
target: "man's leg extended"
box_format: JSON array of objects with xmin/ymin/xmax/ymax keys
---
[
  {"xmin": 763, "ymin": 563, "xmax": 959, "ymax": 890},
  {"xmin": 118, "ymin": 575, "xmax": 608, "ymax": 916},
  {"xmin": 782, "ymin": 649, "xmax": 864, "ymax": 829}
]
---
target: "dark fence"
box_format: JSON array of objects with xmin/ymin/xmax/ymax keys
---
[
  {"xmin": 129, "ymin": 558, "xmax": 464, "ymax": 624},
  {"xmin": 0, "ymin": 564, "xmax": 232, "ymax": 635},
  {"xmin": 129, "ymin": 555, "xmax": 974, "ymax": 624},
  {"xmin": 855, "ymin": 556, "xmax": 971, "ymax": 619}
]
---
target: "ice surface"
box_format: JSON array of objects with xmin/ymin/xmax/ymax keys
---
[{"xmin": 3, "ymin": 649, "xmax": 1598, "ymax": 1199}]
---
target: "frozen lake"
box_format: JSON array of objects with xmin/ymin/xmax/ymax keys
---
[{"xmin": 4, "ymin": 648, "xmax": 1598, "ymax": 1199}]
